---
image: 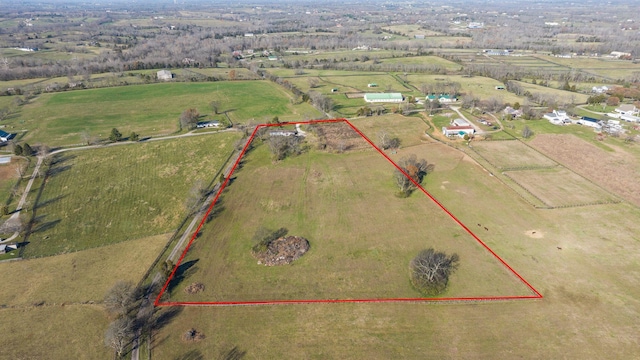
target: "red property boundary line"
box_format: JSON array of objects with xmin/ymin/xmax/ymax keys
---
[{"xmin": 154, "ymin": 119, "xmax": 542, "ymax": 307}]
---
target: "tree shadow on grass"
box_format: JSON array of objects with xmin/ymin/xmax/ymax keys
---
[
  {"xmin": 167, "ymin": 259, "xmax": 199, "ymax": 293},
  {"xmin": 175, "ymin": 350, "xmax": 204, "ymax": 360},
  {"xmin": 219, "ymin": 346, "xmax": 247, "ymax": 360},
  {"xmin": 149, "ymin": 306, "xmax": 184, "ymax": 352},
  {"xmin": 34, "ymin": 193, "xmax": 67, "ymax": 210}
]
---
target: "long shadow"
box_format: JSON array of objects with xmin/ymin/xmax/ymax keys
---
[
  {"xmin": 34, "ymin": 193, "xmax": 67, "ymax": 210},
  {"xmin": 31, "ymin": 219, "xmax": 61, "ymax": 233},
  {"xmin": 175, "ymin": 350, "xmax": 204, "ymax": 360},
  {"xmin": 167, "ymin": 259, "xmax": 199, "ymax": 292},
  {"xmin": 219, "ymin": 346, "xmax": 247, "ymax": 360},
  {"xmin": 47, "ymin": 164, "xmax": 72, "ymax": 177}
]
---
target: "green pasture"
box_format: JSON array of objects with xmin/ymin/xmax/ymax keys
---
[
  {"xmin": 406, "ymin": 74, "xmax": 523, "ymax": 103},
  {"xmin": 378, "ymin": 55, "xmax": 462, "ymax": 71},
  {"xmin": 22, "ymin": 132, "xmax": 241, "ymax": 258},
  {"xmin": 349, "ymin": 114, "xmax": 430, "ymax": 147},
  {"xmin": 8, "ymin": 81, "xmax": 317, "ymax": 146},
  {"xmin": 170, "ymin": 137, "xmax": 532, "ymax": 303},
  {"xmin": 153, "ymin": 136, "xmax": 640, "ymax": 359},
  {"xmin": 514, "ymin": 81, "xmax": 589, "ymax": 104}
]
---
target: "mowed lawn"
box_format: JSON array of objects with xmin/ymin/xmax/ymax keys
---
[
  {"xmin": 12, "ymin": 81, "xmax": 319, "ymax": 146},
  {"xmin": 153, "ymin": 138, "xmax": 640, "ymax": 359},
  {"xmin": 169, "ymin": 134, "xmax": 532, "ymax": 303},
  {"xmin": 23, "ymin": 132, "xmax": 241, "ymax": 258}
]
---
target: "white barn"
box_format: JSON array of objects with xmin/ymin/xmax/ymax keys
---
[{"xmin": 157, "ymin": 70, "xmax": 173, "ymax": 81}]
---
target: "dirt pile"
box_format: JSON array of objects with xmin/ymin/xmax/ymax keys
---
[
  {"xmin": 184, "ymin": 282, "xmax": 204, "ymax": 294},
  {"xmin": 182, "ymin": 328, "xmax": 205, "ymax": 342},
  {"xmin": 254, "ymin": 236, "xmax": 310, "ymax": 266}
]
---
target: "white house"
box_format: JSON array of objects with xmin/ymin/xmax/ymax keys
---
[
  {"xmin": 544, "ymin": 110, "xmax": 571, "ymax": 125},
  {"xmin": 592, "ymin": 86, "xmax": 609, "ymax": 94},
  {"xmin": 157, "ymin": 70, "xmax": 172, "ymax": 81},
  {"xmin": 615, "ymin": 104, "xmax": 638, "ymax": 116},
  {"xmin": 364, "ymin": 93, "xmax": 404, "ymax": 103},
  {"xmin": 442, "ymin": 126, "xmax": 475, "ymax": 137},
  {"xmin": 621, "ymin": 114, "xmax": 640, "ymax": 123}
]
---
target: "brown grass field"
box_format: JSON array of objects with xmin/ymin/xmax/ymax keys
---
[
  {"xmin": 149, "ymin": 118, "xmax": 640, "ymax": 359},
  {"xmin": 1, "ymin": 305, "xmax": 111, "ymax": 359},
  {"xmin": 530, "ymin": 134, "xmax": 640, "ymax": 207},
  {"xmin": 471, "ymin": 140, "xmax": 557, "ymax": 170},
  {"xmin": 505, "ymin": 167, "xmax": 618, "ymax": 207},
  {"xmin": 0, "ymin": 233, "xmax": 169, "ymax": 306}
]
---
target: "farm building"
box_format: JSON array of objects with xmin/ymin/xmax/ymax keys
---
[
  {"xmin": 452, "ymin": 118, "xmax": 471, "ymax": 127},
  {"xmin": 0, "ymin": 129, "xmax": 15, "ymax": 142},
  {"xmin": 578, "ymin": 116, "xmax": 602, "ymax": 130},
  {"xmin": 544, "ymin": 110, "xmax": 571, "ymax": 125},
  {"xmin": 621, "ymin": 114, "xmax": 640, "ymax": 123},
  {"xmin": 367, "ymin": 83, "xmax": 378, "ymax": 88},
  {"xmin": 157, "ymin": 70, "xmax": 173, "ymax": 81},
  {"xmin": 426, "ymin": 93, "xmax": 457, "ymax": 103},
  {"xmin": 442, "ymin": 126, "xmax": 475, "ymax": 137},
  {"xmin": 592, "ymin": 86, "xmax": 609, "ymax": 94},
  {"xmin": 364, "ymin": 93, "xmax": 404, "ymax": 103}
]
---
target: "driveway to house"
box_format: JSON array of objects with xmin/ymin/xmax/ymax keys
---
[
  {"xmin": 1, "ymin": 156, "xmax": 43, "ymax": 243},
  {"xmin": 449, "ymin": 106, "xmax": 482, "ymax": 134}
]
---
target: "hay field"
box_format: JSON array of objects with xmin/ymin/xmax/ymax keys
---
[
  {"xmin": 0, "ymin": 233, "xmax": 168, "ymax": 306},
  {"xmin": 471, "ymin": 141, "xmax": 556, "ymax": 170},
  {"xmin": 23, "ymin": 132, "xmax": 240, "ymax": 257},
  {"xmin": 505, "ymin": 168, "xmax": 617, "ymax": 207}
]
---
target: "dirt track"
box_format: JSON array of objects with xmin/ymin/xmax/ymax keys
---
[{"xmin": 530, "ymin": 134, "xmax": 640, "ymax": 207}]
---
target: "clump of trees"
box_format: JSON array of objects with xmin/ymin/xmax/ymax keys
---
[
  {"xmin": 394, "ymin": 154, "xmax": 434, "ymax": 197},
  {"xmin": 267, "ymin": 134, "xmax": 304, "ymax": 161},
  {"xmin": 410, "ymin": 248, "xmax": 459, "ymax": 295},
  {"xmin": 377, "ymin": 130, "xmax": 400, "ymax": 150},
  {"xmin": 179, "ymin": 108, "xmax": 200, "ymax": 130},
  {"xmin": 104, "ymin": 281, "xmax": 137, "ymax": 357}
]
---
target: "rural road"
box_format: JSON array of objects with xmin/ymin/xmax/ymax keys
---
[{"xmin": 1, "ymin": 156, "xmax": 43, "ymax": 243}]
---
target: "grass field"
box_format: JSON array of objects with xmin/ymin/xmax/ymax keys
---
[
  {"xmin": 471, "ymin": 141, "xmax": 557, "ymax": 170},
  {"xmin": 406, "ymin": 74, "xmax": 524, "ymax": 103},
  {"xmin": 8, "ymin": 81, "xmax": 319, "ymax": 146},
  {"xmin": 0, "ymin": 233, "xmax": 168, "ymax": 306},
  {"xmin": 152, "ymin": 131, "xmax": 640, "ymax": 358},
  {"xmin": 514, "ymin": 81, "xmax": 590, "ymax": 104},
  {"xmin": 505, "ymin": 168, "xmax": 617, "ymax": 207},
  {"xmin": 0, "ymin": 157, "xmax": 25, "ymax": 205},
  {"xmin": 23, "ymin": 133, "xmax": 241, "ymax": 258},
  {"xmin": 167, "ymin": 126, "xmax": 532, "ymax": 303},
  {"xmin": 0, "ymin": 305, "xmax": 111, "ymax": 359}
]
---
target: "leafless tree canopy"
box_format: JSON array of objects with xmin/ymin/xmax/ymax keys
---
[
  {"xmin": 104, "ymin": 317, "xmax": 134, "ymax": 357},
  {"xmin": 394, "ymin": 154, "xmax": 434, "ymax": 197},
  {"xmin": 410, "ymin": 248, "xmax": 459, "ymax": 295}
]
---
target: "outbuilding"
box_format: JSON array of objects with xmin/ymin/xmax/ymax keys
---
[
  {"xmin": 364, "ymin": 93, "xmax": 404, "ymax": 103},
  {"xmin": 157, "ymin": 70, "xmax": 173, "ymax": 81}
]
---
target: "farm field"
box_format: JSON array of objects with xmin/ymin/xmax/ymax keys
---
[
  {"xmin": 0, "ymin": 305, "xmax": 111, "ymax": 359},
  {"xmin": 406, "ymin": 74, "xmax": 523, "ymax": 103},
  {"xmin": 23, "ymin": 132, "xmax": 241, "ymax": 258},
  {"xmin": 471, "ymin": 140, "xmax": 556, "ymax": 170},
  {"xmin": 0, "ymin": 157, "xmax": 25, "ymax": 205},
  {"xmin": 0, "ymin": 233, "xmax": 168, "ymax": 306},
  {"xmin": 152, "ymin": 131, "xmax": 640, "ymax": 359},
  {"xmin": 513, "ymin": 80, "xmax": 590, "ymax": 104},
  {"xmin": 166, "ymin": 124, "xmax": 533, "ymax": 303},
  {"xmin": 378, "ymin": 55, "xmax": 464, "ymax": 71},
  {"xmin": 530, "ymin": 134, "xmax": 640, "ymax": 207},
  {"xmin": 505, "ymin": 167, "xmax": 617, "ymax": 207},
  {"xmin": 7, "ymin": 81, "xmax": 318, "ymax": 146}
]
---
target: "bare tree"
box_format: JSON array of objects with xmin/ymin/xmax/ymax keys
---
[
  {"xmin": 522, "ymin": 126, "xmax": 534, "ymax": 139},
  {"xmin": 104, "ymin": 281, "xmax": 136, "ymax": 317},
  {"xmin": 104, "ymin": 317, "xmax": 133, "ymax": 358},
  {"xmin": 410, "ymin": 248, "xmax": 459, "ymax": 295},
  {"xmin": 180, "ymin": 108, "xmax": 200, "ymax": 130},
  {"xmin": 185, "ymin": 179, "xmax": 206, "ymax": 215}
]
